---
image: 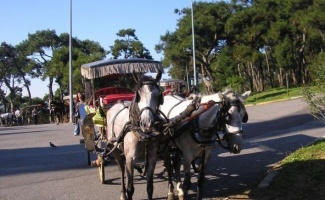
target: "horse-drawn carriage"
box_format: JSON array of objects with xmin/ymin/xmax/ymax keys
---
[
  {"xmin": 21, "ymin": 104, "xmax": 50, "ymax": 125},
  {"xmin": 79, "ymin": 58, "xmax": 164, "ymax": 184},
  {"xmin": 160, "ymin": 79, "xmax": 188, "ymax": 97},
  {"xmin": 78, "ymin": 58, "xmax": 251, "ymax": 200}
]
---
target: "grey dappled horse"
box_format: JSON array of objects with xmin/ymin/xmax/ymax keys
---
[
  {"xmin": 160, "ymin": 89, "xmax": 251, "ymax": 200},
  {"xmin": 105, "ymin": 71, "xmax": 163, "ymax": 200}
]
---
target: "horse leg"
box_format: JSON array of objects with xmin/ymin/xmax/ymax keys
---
[
  {"xmin": 124, "ymin": 134, "xmax": 138, "ymax": 200},
  {"xmin": 196, "ymin": 149, "xmax": 211, "ymax": 200},
  {"xmin": 112, "ymin": 150, "xmax": 127, "ymax": 200},
  {"xmin": 173, "ymin": 150, "xmax": 184, "ymax": 200},
  {"xmin": 145, "ymin": 141, "xmax": 159, "ymax": 200},
  {"xmin": 196, "ymin": 163, "xmax": 205, "ymax": 200},
  {"xmin": 162, "ymin": 152, "xmax": 175, "ymax": 200},
  {"xmin": 125, "ymin": 153, "xmax": 135, "ymax": 200},
  {"xmin": 55, "ymin": 114, "xmax": 59, "ymax": 125},
  {"xmin": 182, "ymin": 155, "xmax": 192, "ymax": 198}
]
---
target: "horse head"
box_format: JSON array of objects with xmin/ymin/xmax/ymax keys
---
[
  {"xmin": 220, "ymin": 89, "xmax": 251, "ymax": 154},
  {"xmin": 130, "ymin": 70, "xmax": 163, "ymax": 133}
]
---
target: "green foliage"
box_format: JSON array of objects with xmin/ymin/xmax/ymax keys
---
[
  {"xmin": 1, "ymin": 0, "xmax": 325, "ymax": 102},
  {"xmin": 31, "ymin": 97, "xmax": 45, "ymax": 105},
  {"xmin": 158, "ymin": 0, "xmax": 324, "ymax": 93},
  {"xmin": 157, "ymin": 2, "xmax": 232, "ymax": 84},
  {"xmin": 109, "ymin": 28, "xmax": 152, "ymax": 59},
  {"xmin": 302, "ymin": 52, "xmax": 325, "ymax": 123}
]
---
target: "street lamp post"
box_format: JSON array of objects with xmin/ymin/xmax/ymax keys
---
[
  {"xmin": 69, "ymin": 0, "xmax": 73, "ymax": 123},
  {"xmin": 190, "ymin": 0, "xmax": 197, "ymax": 91}
]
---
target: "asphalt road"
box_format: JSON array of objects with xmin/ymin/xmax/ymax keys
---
[{"xmin": 0, "ymin": 98, "xmax": 324, "ymax": 200}]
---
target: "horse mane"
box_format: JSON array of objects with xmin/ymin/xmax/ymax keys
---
[{"xmin": 223, "ymin": 87, "xmax": 235, "ymax": 94}]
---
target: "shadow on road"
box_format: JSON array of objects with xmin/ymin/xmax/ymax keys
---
[
  {"xmin": 0, "ymin": 141, "xmax": 100, "ymax": 177},
  {"xmin": 194, "ymin": 131, "xmax": 322, "ymax": 199},
  {"xmin": 244, "ymin": 113, "xmax": 320, "ymax": 139}
]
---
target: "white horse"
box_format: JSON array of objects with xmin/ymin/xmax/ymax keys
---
[
  {"xmin": 104, "ymin": 71, "xmax": 164, "ymax": 200},
  {"xmin": 0, "ymin": 112, "xmax": 13, "ymax": 126},
  {"xmin": 160, "ymin": 89, "xmax": 251, "ymax": 200}
]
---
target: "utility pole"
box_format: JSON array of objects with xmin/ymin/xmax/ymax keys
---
[{"xmin": 69, "ymin": 0, "xmax": 73, "ymax": 123}]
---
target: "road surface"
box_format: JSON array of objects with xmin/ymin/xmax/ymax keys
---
[{"xmin": 0, "ymin": 98, "xmax": 324, "ymax": 200}]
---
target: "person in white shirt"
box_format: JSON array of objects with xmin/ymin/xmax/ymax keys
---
[{"xmin": 15, "ymin": 109, "xmax": 22, "ymax": 125}]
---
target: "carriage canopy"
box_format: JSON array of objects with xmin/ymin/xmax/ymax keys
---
[{"xmin": 81, "ymin": 58, "xmax": 164, "ymax": 79}]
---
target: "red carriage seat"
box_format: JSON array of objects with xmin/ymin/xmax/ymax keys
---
[
  {"xmin": 102, "ymin": 93, "xmax": 135, "ymax": 105},
  {"xmin": 89, "ymin": 87, "xmax": 135, "ymax": 109}
]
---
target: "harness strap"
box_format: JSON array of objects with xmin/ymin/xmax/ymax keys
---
[
  {"xmin": 112, "ymin": 102, "xmax": 129, "ymax": 137},
  {"xmin": 167, "ymin": 99, "xmax": 185, "ymax": 118},
  {"xmin": 179, "ymin": 100, "xmax": 217, "ymax": 126},
  {"xmin": 131, "ymin": 128, "xmax": 160, "ymax": 141},
  {"xmin": 104, "ymin": 121, "xmax": 131, "ymax": 156}
]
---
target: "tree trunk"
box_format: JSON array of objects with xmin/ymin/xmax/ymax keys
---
[
  {"xmin": 277, "ymin": 68, "xmax": 284, "ymax": 87},
  {"xmin": 201, "ymin": 65, "xmax": 213, "ymax": 94},
  {"xmin": 22, "ymin": 76, "xmax": 32, "ymax": 105},
  {"xmin": 265, "ymin": 48, "xmax": 274, "ymax": 87},
  {"xmin": 48, "ymin": 77, "xmax": 54, "ymax": 99},
  {"xmin": 291, "ymin": 71, "xmax": 298, "ymax": 86}
]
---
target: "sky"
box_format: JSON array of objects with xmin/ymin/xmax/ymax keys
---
[{"xmin": 1, "ymin": 0, "xmax": 216, "ymax": 98}]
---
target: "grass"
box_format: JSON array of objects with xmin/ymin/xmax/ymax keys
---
[
  {"xmin": 244, "ymin": 86, "xmax": 322, "ymax": 105},
  {"xmin": 249, "ymin": 138, "xmax": 325, "ymax": 200},
  {"xmin": 245, "ymin": 87, "xmax": 304, "ymax": 105},
  {"xmin": 212, "ymin": 139, "xmax": 325, "ymax": 200}
]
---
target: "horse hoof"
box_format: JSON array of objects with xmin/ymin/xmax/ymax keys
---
[
  {"xmin": 119, "ymin": 194, "xmax": 127, "ymax": 200},
  {"xmin": 178, "ymin": 195, "xmax": 184, "ymax": 200},
  {"xmin": 167, "ymin": 192, "xmax": 174, "ymax": 200}
]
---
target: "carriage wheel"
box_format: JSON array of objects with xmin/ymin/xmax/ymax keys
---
[{"xmin": 98, "ymin": 156, "xmax": 105, "ymax": 184}]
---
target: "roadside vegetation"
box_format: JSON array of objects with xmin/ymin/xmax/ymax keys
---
[
  {"xmin": 245, "ymin": 138, "xmax": 325, "ymax": 200},
  {"xmin": 245, "ymin": 86, "xmax": 320, "ymax": 105},
  {"xmin": 212, "ymin": 137, "xmax": 325, "ymax": 200}
]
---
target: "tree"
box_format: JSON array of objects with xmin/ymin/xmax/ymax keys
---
[
  {"xmin": 0, "ymin": 42, "xmax": 24, "ymax": 112},
  {"xmin": 18, "ymin": 29, "xmax": 60, "ymax": 99},
  {"xmin": 156, "ymin": 2, "xmax": 233, "ymax": 93},
  {"xmin": 109, "ymin": 28, "xmax": 152, "ymax": 59},
  {"xmin": 51, "ymin": 33, "xmax": 106, "ymax": 96},
  {"xmin": 18, "ymin": 30, "xmax": 106, "ymax": 100}
]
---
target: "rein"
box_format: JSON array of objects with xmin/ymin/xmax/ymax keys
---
[{"xmin": 182, "ymin": 100, "xmax": 217, "ymax": 125}]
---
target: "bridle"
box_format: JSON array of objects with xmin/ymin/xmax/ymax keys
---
[
  {"xmin": 215, "ymin": 92, "xmax": 246, "ymax": 149},
  {"xmin": 129, "ymin": 79, "xmax": 163, "ymax": 132}
]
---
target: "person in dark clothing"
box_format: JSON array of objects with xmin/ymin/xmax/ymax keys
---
[{"xmin": 32, "ymin": 107, "xmax": 38, "ymax": 125}]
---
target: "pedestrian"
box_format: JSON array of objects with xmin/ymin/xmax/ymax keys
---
[
  {"xmin": 32, "ymin": 107, "xmax": 38, "ymax": 125},
  {"xmin": 74, "ymin": 93, "xmax": 86, "ymax": 136},
  {"xmin": 15, "ymin": 108, "xmax": 22, "ymax": 126}
]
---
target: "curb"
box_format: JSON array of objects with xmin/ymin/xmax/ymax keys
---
[
  {"xmin": 257, "ymin": 135, "xmax": 325, "ymax": 189},
  {"xmin": 258, "ymin": 170, "xmax": 277, "ymax": 188},
  {"xmin": 245, "ymin": 96, "xmax": 303, "ymax": 107}
]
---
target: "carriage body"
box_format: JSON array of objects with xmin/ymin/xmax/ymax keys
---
[
  {"xmin": 79, "ymin": 58, "xmax": 163, "ymax": 183},
  {"xmin": 160, "ymin": 79, "xmax": 188, "ymax": 97},
  {"xmin": 80, "ymin": 58, "xmax": 163, "ymax": 147}
]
